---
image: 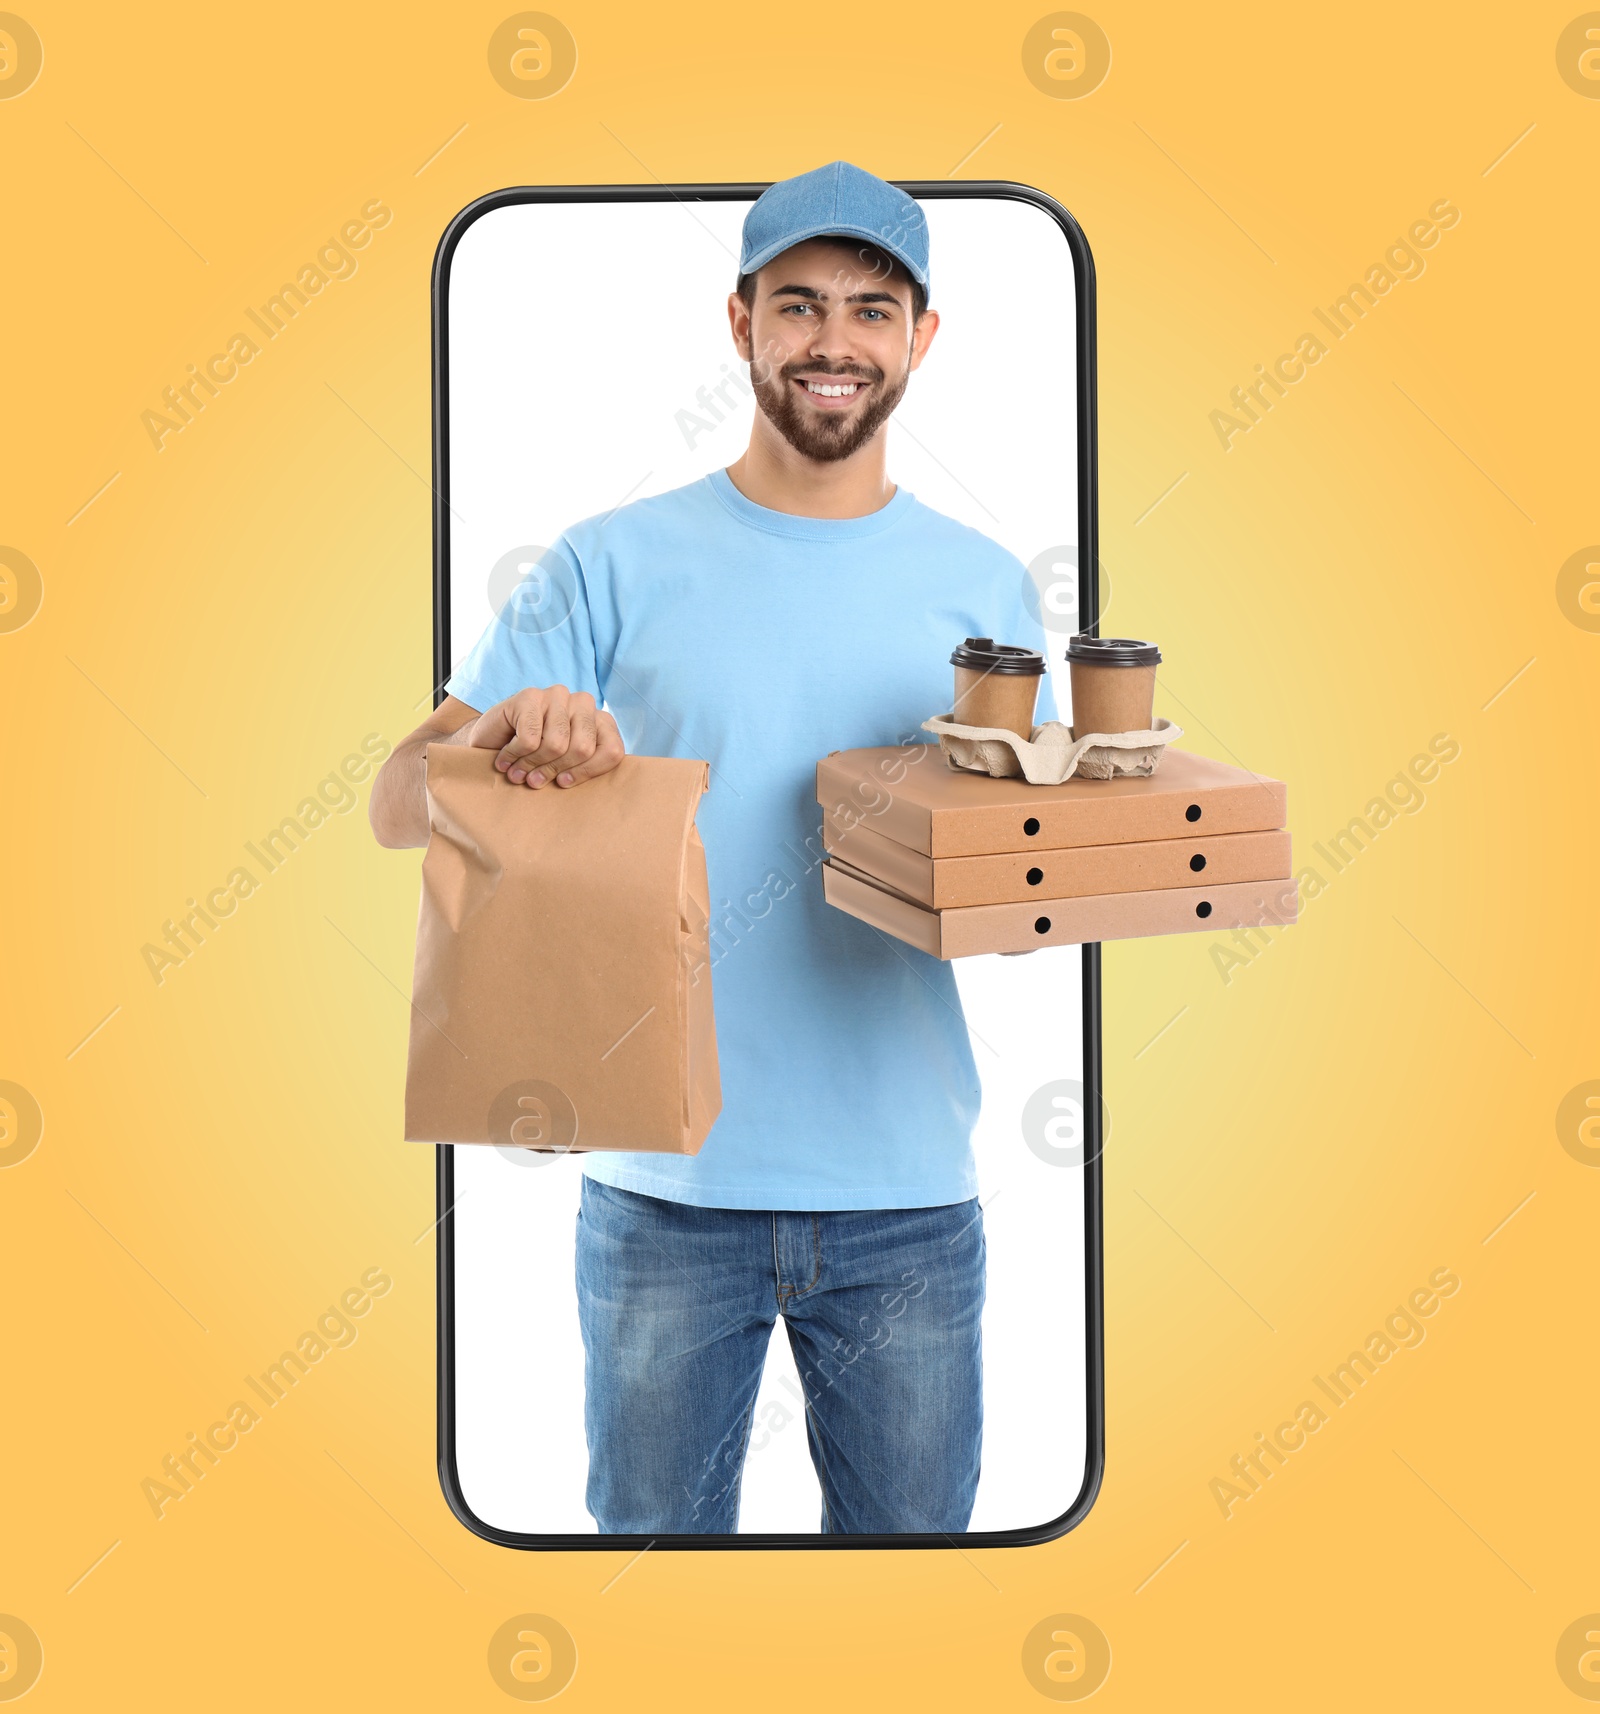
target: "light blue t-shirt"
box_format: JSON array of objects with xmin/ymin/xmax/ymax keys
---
[{"xmin": 446, "ymin": 468, "xmax": 1055, "ymax": 1212}]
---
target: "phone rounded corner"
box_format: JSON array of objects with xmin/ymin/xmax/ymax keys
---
[{"xmin": 437, "ymin": 1439, "xmax": 514, "ymax": 1548}]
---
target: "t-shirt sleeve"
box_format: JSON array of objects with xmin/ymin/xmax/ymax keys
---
[{"xmin": 443, "ymin": 537, "xmax": 602, "ymax": 713}]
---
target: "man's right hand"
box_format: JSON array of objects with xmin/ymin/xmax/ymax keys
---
[
  {"xmin": 370, "ymin": 685, "xmax": 626, "ymax": 850},
  {"xmin": 470, "ymin": 685, "xmax": 626, "ymax": 789}
]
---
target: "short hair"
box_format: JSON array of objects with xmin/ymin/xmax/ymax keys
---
[{"xmin": 736, "ymin": 238, "xmax": 927, "ymax": 320}]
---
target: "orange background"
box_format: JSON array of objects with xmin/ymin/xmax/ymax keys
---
[{"xmin": 2, "ymin": 1, "xmax": 1597, "ymax": 1707}]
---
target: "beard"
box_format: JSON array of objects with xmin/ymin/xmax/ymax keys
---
[{"xmin": 748, "ymin": 355, "xmax": 910, "ymax": 463}]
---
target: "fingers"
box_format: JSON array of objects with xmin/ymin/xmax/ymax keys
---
[
  {"xmin": 520, "ymin": 697, "xmax": 577, "ymax": 785},
  {"xmin": 490, "ymin": 686, "xmax": 575, "ymax": 784},
  {"xmin": 547, "ymin": 710, "xmax": 625, "ymax": 786},
  {"xmin": 481, "ymin": 688, "xmax": 626, "ymax": 788},
  {"xmin": 518, "ymin": 695, "xmax": 584, "ymax": 787}
]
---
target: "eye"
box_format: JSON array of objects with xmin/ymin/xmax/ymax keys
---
[{"xmin": 860, "ymin": 308, "xmax": 887, "ymax": 321}]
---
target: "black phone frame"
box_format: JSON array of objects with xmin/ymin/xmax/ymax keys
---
[{"xmin": 429, "ymin": 179, "xmax": 1103, "ymax": 1552}]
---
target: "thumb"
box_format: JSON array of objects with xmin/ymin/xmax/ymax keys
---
[{"xmin": 467, "ymin": 703, "xmax": 519, "ymax": 749}]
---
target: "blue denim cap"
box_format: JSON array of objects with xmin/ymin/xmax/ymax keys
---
[{"xmin": 739, "ymin": 161, "xmax": 930, "ymax": 305}]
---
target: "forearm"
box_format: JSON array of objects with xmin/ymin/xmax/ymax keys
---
[{"xmin": 369, "ymin": 719, "xmax": 479, "ymax": 849}]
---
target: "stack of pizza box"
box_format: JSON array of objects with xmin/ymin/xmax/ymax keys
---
[{"xmin": 816, "ymin": 744, "xmax": 1295, "ymax": 958}]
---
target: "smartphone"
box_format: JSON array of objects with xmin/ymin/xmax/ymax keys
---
[{"xmin": 429, "ymin": 181, "xmax": 1102, "ymax": 1548}]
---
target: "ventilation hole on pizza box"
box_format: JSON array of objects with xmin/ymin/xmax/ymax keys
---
[
  {"xmin": 1023, "ymin": 817, "xmax": 1041, "ymax": 836},
  {"xmin": 1026, "ymin": 868, "xmax": 1044, "ymax": 886},
  {"xmin": 1185, "ymin": 803, "xmax": 1202, "ymax": 822},
  {"xmin": 1190, "ymin": 853, "xmax": 1206, "ymax": 872},
  {"xmin": 1196, "ymin": 901, "xmax": 1212, "ymax": 918},
  {"xmin": 1034, "ymin": 917, "xmax": 1051, "ymax": 934}
]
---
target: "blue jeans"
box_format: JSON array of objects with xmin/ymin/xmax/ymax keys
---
[{"xmin": 574, "ymin": 1177, "xmax": 985, "ymax": 1535}]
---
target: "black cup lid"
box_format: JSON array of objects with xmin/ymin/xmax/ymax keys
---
[
  {"xmin": 950, "ymin": 636, "xmax": 1045, "ymax": 675},
  {"xmin": 1064, "ymin": 635, "xmax": 1161, "ymax": 667}
]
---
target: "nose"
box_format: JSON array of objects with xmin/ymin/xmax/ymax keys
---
[{"xmin": 805, "ymin": 305, "xmax": 861, "ymax": 366}]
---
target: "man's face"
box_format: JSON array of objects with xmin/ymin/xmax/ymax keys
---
[{"xmin": 728, "ymin": 239, "xmax": 939, "ymax": 464}]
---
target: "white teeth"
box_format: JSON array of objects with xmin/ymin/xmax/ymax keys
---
[{"xmin": 804, "ymin": 380, "xmax": 859, "ymax": 397}]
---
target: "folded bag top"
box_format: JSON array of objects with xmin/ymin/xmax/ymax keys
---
[{"xmin": 404, "ymin": 745, "xmax": 720, "ymax": 1156}]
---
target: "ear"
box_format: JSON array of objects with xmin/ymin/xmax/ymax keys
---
[
  {"xmin": 907, "ymin": 308, "xmax": 941, "ymax": 374},
  {"xmin": 728, "ymin": 291, "xmax": 753, "ymax": 361}
]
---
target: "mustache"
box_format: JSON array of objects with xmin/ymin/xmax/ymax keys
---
[{"xmin": 776, "ymin": 359, "xmax": 883, "ymax": 385}]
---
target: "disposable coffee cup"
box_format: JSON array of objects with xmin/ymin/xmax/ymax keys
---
[
  {"xmin": 950, "ymin": 637, "xmax": 1046, "ymax": 741},
  {"xmin": 1064, "ymin": 636, "xmax": 1161, "ymax": 735}
]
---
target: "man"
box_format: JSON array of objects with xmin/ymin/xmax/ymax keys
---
[{"xmin": 370, "ymin": 161, "xmax": 1055, "ymax": 1535}]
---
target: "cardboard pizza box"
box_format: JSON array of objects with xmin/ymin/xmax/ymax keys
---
[
  {"xmin": 823, "ymin": 818, "xmax": 1292, "ymax": 909},
  {"xmin": 816, "ymin": 743, "xmax": 1287, "ymax": 859},
  {"xmin": 821, "ymin": 858, "xmax": 1299, "ymax": 959}
]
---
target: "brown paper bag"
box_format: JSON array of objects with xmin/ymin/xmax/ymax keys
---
[{"xmin": 403, "ymin": 744, "xmax": 720, "ymax": 1155}]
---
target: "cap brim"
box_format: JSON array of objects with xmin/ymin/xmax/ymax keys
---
[{"xmin": 739, "ymin": 222, "xmax": 929, "ymax": 289}]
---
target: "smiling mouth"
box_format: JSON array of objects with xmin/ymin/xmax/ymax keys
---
[{"xmin": 793, "ymin": 375, "xmax": 870, "ymax": 409}]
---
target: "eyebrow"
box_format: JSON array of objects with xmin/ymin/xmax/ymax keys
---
[{"xmin": 767, "ymin": 284, "xmax": 901, "ymax": 306}]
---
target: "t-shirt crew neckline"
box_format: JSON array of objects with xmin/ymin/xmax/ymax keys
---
[{"xmin": 706, "ymin": 467, "xmax": 914, "ymax": 541}]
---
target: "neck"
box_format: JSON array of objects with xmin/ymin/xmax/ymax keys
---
[{"xmin": 724, "ymin": 416, "xmax": 896, "ymax": 519}]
